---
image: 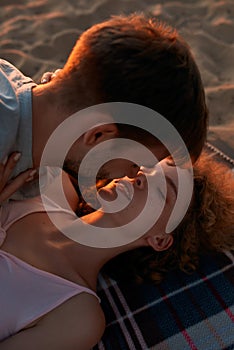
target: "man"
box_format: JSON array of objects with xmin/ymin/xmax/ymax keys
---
[{"xmin": 0, "ymin": 14, "xmax": 208, "ymax": 202}]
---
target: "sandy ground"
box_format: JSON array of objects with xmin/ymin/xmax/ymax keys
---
[{"xmin": 0, "ymin": 0, "xmax": 233, "ymax": 158}]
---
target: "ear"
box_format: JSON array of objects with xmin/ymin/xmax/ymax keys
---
[
  {"xmin": 146, "ymin": 234, "xmax": 173, "ymax": 252},
  {"xmin": 83, "ymin": 124, "xmax": 118, "ymax": 146}
]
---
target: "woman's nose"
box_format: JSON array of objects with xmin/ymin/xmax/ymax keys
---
[
  {"xmin": 134, "ymin": 173, "xmax": 146, "ymax": 189},
  {"xmin": 139, "ymin": 166, "xmax": 153, "ymax": 174}
]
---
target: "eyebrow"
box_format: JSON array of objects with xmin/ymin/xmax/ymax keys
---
[{"xmin": 165, "ymin": 175, "xmax": 177, "ymax": 197}]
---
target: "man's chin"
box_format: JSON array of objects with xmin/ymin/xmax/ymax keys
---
[
  {"xmin": 63, "ymin": 161, "xmax": 124, "ymax": 183},
  {"xmin": 97, "ymin": 168, "xmax": 127, "ymax": 181}
]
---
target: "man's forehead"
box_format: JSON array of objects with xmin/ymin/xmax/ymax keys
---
[
  {"xmin": 104, "ymin": 139, "xmax": 161, "ymax": 164},
  {"xmin": 137, "ymin": 145, "xmax": 169, "ymax": 168},
  {"xmin": 150, "ymin": 144, "xmax": 169, "ymax": 159}
]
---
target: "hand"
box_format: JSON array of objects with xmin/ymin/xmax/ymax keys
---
[
  {"xmin": 40, "ymin": 69, "xmax": 61, "ymax": 84},
  {"xmin": 0, "ymin": 152, "xmax": 37, "ymax": 204}
]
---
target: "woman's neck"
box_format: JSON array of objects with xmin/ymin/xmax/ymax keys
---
[
  {"xmin": 64, "ymin": 211, "xmax": 144, "ymax": 290},
  {"xmin": 71, "ymin": 234, "xmax": 140, "ymax": 291}
]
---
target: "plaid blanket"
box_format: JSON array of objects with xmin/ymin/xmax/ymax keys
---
[
  {"xmin": 93, "ymin": 145, "xmax": 234, "ymax": 350},
  {"xmin": 95, "ymin": 252, "xmax": 234, "ymax": 350}
]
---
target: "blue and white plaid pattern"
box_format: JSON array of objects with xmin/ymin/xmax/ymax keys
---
[{"xmin": 94, "ymin": 252, "xmax": 234, "ymax": 350}]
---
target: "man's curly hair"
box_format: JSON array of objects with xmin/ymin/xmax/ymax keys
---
[{"xmin": 77, "ymin": 152, "xmax": 234, "ymax": 284}]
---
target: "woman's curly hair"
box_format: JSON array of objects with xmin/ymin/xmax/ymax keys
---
[
  {"xmin": 102, "ymin": 153, "xmax": 234, "ymax": 283},
  {"xmin": 78, "ymin": 152, "xmax": 234, "ymax": 284}
]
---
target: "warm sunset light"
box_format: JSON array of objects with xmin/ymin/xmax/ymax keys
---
[{"xmin": 0, "ymin": 1, "xmax": 233, "ymax": 349}]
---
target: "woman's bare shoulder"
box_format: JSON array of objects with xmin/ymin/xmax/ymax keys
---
[
  {"xmin": 38, "ymin": 292, "xmax": 105, "ymax": 347},
  {"xmin": 0, "ymin": 293, "xmax": 105, "ymax": 350}
]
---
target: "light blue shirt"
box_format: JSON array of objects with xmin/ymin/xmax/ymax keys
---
[
  {"xmin": 0, "ymin": 59, "xmax": 36, "ymax": 179},
  {"xmin": 0, "ymin": 60, "xmax": 63, "ymax": 200}
]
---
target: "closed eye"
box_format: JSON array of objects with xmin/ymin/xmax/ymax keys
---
[
  {"xmin": 157, "ymin": 177, "xmax": 176, "ymax": 202},
  {"xmin": 158, "ymin": 187, "xmax": 166, "ymax": 201},
  {"xmin": 165, "ymin": 175, "xmax": 177, "ymax": 197}
]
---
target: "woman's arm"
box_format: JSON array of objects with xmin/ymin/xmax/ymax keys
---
[
  {"xmin": 0, "ymin": 152, "xmax": 36, "ymax": 204},
  {"xmin": 0, "ymin": 293, "xmax": 105, "ymax": 350}
]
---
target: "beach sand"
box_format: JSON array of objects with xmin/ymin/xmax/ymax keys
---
[{"xmin": 0, "ymin": 0, "xmax": 233, "ymax": 158}]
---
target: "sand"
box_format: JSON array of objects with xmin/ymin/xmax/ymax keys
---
[{"xmin": 0, "ymin": 0, "xmax": 233, "ymax": 158}]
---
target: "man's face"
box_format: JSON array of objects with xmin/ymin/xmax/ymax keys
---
[
  {"xmin": 64, "ymin": 141, "xmax": 169, "ymax": 181},
  {"xmin": 97, "ymin": 143, "xmax": 169, "ymax": 180}
]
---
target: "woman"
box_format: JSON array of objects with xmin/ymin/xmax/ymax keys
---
[
  {"xmin": 102, "ymin": 154, "xmax": 234, "ymax": 284},
  {"xmin": 0, "ymin": 154, "xmax": 233, "ymax": 349}
]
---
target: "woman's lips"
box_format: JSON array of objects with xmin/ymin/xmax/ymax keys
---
[{"xmin": 115, "ymin": 180, "xmax": 133, "ymax": 201}]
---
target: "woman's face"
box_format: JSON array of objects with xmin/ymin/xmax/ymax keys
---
[{"xmin": 98, "ymin": 159, "xmax": 180, "ymax": 234}]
